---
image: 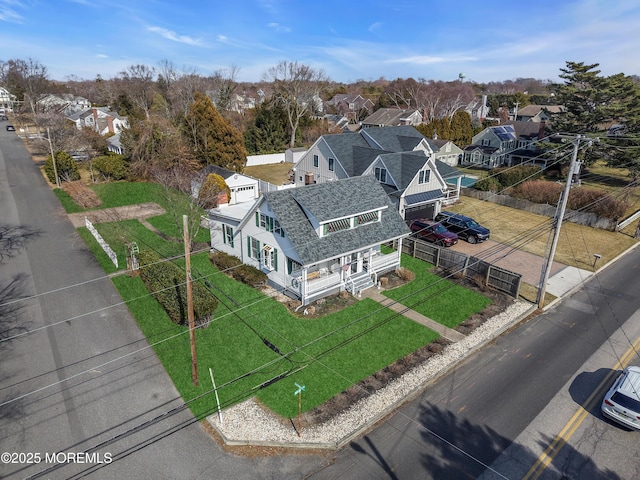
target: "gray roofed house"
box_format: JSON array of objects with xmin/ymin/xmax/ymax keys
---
[
  {"xmin": 209, "ymin": 175, "xmax": 409, "ymax": 306},
  {"xmin": 292, "ymin": 125, "xmax": 461, "ymax": 222},
  {"xmin": 361, "ymin": 108, "xmax": 422, "ymax": 128},
  {"xmin": 462, "ymin": 121, "xmax": 547, "ymax": 169}
]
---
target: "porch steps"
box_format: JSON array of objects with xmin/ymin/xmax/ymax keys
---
[{"xmin": 346, "ymin": 271, "xmax": 376, "ymax": 296}]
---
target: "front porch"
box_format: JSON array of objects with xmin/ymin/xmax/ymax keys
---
[{"xmin": 287, "ymin": 246, "xmax": 402, "ymax": 306}]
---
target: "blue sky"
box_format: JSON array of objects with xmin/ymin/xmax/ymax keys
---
[{"xmin": 2, "ymin": 0, "xmax": 639, "ymax": 84}]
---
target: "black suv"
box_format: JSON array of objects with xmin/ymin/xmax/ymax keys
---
[{"xmin": 434, "ymin": 211, "xmax": 490, "ymax": 244}]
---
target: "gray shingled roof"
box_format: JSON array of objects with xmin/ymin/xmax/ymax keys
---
[
  {"xmin": 263, "ymin": 176, "xmax": 410, "ymax": 265},
  {"xmin": 361, "ymin": 125, "xmax": 424, "ymax": 151},
  {"xmin": 378, "ymin": 151, "xmax": 428, "ymax": 189}
]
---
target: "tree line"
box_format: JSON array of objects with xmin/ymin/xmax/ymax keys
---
[{"xmin": 1, "ymin": 58, "xmax": 639, "ymax": 178}]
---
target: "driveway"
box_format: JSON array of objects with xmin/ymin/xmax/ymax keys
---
[{"xmin": 450, "ymin": 238, "xmax": 566, "ymax": 287}]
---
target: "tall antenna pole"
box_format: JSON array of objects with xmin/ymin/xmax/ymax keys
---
[
  {"xmin": 537, "ymin": 135, "xmax": 582, "ymax": 308},
  {"xmin": 183, "ymin": 214, "xmax": 198, "ymax": 386}
]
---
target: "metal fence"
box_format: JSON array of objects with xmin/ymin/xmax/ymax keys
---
[{"xmin": 400, "ymin": 237, "xmax": 522, "ymax": 298}]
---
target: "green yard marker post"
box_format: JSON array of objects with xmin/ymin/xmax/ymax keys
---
[{"xmin": 294, "ymin": 382, "xmax": 306, "ymax": 437}]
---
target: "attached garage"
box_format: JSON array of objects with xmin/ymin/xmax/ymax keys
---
[{"xmin": 402, "ymin": 190, "xmax": 443, "ymax": 222}]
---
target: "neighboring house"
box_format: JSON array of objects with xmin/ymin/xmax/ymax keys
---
[
  {"xmin": 425, "ymin": 138, "xmax": 464, "ymax": 167},
  {"xmin": 465, "ymin": 94, "xmax": 490, "ymax": 123},
  {"xmin": 515, "ymin": 104, "xmax": 565, "ymax": 122},
  {"xmin": 106, "ymin": 134, "xmax": 124, "ymax": 154},
  {"xmin": 0, "ymin": 86, "xmax": 17, "ymax": 111},
  {"xmin": 208, "ymin": 175, "xmax": 409, "ymax": 306},
  {"xmin": 66, "ymin": 107, "xmax": 129, "ymax": 135},
  {"xmin": 291, "ymin": 125, "xmax": 459, "ymax": 221},
  {"xmin": 326, "ymin": 94, "xmax": 375, "ymax": 122},
  {"xmin": 36, "ymin": 93, "xmax": 91, "ymax": 115},
  {"xmin": 461, "ymin": 121, "xmax": 548, "ymax": 169},
  {"xmin": 361, "ymin": 108, "xmax": 422, "ymax": 128}
]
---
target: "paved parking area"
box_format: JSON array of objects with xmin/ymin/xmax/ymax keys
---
[{"xmin": 450, "ymin": 238, "xmax": 567, "ymax": 287}]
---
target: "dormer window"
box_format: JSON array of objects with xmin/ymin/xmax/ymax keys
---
[
  {"xmin": 356, "ymin": 211, "xmax": 379, "ymax": 225},
  {"xmin": 324, "ymin": 218, "xmax": 351, "ymax": 235},
  {"xmin": 374, "ymin": 167, "xmax": 387, "ymax": 183}
]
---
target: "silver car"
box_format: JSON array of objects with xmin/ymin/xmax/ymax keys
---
[{"xmin": 601, "ymin": 366, "xmax": 640, "ymax": 430}]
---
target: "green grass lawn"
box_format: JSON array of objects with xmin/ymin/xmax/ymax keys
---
[
  {"xmin": 384, "ymin": 255, "xmax": 492, "ymax": 328},
  {"xmin": 70, "ymin": 181, "xmax": 494, "ymax": 420},
  {"xmin": 113, "ymin": 252, "xmax": 441, "ymax": 419}
]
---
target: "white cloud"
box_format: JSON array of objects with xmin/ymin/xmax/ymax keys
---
[
  {"xmin": 267, "ymin": 22, "xmax": 290, "ymax": 32},
  {"xmin": 147, "ymin": 26, "xmax": 203, "ymax": 46}
]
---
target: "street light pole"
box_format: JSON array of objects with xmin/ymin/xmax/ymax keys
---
[{"xmin": 536, "ymin": 135, "xmax": 583, "ymax": 309}]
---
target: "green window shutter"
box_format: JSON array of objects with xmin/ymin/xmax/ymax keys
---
[
  {"xmin": 247, "ymin": 236, "xmax": 251, "ymax": 257},
  {"xmin": 274, "ymin": 248, "xmax": 278, "ymax": 271},
  {"xmin": 255, "ymin": 212, "xmax": 259, "ymax": 227}
]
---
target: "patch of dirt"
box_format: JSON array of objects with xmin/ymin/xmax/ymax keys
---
[{"xmin": 62, "ymin": 181, "xmax": 102, "ymax": 209}]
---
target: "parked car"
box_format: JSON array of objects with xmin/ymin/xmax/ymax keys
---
[
  {"xmin": 6, "ymin": 124, "xmax": 15, "ymax": 131},
  {"xmin": 409, "ymin": 219, "xmax": 458, "ymax": 247},
  {"xmin": 435, "ymin": 211, "xmax": 490, "ymax": 244},
  {"xmin": 601, "ymin": 366, "xmax": 640, "ymax": 430}
]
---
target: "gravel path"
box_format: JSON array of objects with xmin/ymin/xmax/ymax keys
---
[{"xmin": 208, "ymin": 300, "xmax": 535, "ymax": 448}]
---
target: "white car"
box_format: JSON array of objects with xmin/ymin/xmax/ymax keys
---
[{"xmin": 601, "ymin": 366, "xmax": 640, "ymax": 430}]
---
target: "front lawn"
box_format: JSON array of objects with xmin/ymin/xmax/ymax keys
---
[
  {"xmin": 384, "ymin": 254, "xmax": 492, "ymax": 328},
  {"xmin": 113, "ymin": 252, "xmax": 440, "ymax": 419}
]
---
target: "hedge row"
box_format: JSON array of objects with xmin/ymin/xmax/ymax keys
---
[
  {"xmin": 139, "ymin": 250, "xmax": 217, "ymax": 327},
  {"xmin": 511, "ymin": 180, "xmax": 628, "ymax": 220},
  {"xmin": 472, "ymin": 165, "xmax": 628, "ymax": 220},
  {"xmin": 209, "ymin": 251, "xmax": 267, "ymax": 288}
]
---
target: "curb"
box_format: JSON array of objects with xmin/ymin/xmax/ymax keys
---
[{"xmin": 209, "ymin": 301, "xmax": 538, "ymax": 450}]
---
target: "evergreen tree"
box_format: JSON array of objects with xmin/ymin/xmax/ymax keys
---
[
  {"xmin": 244, "ymin": 99, "xmax": 289, "ymax": 154},
  {"xmin": 185, "ymin": 92, "xmax": 247, "ymax": 172}
]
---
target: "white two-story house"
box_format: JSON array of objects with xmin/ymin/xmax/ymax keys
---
[
  {"xmin": 209, "ymin": 176, "xmax": 410, "ymax": 306},
  {"xmin": 291, "ymin": 125, "xmax": 461, "ymax": 221}
]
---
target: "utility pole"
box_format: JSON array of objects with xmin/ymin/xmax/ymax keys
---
[
  {"xmin": 46, "ymin": 127, "xmax": 60, "ymax": 188},
  {"xmin": 183, "ymin": 214, "xmax": 198, "ymax": 386},
  {"xmin": 536, "ymin": 135, "xmax": 583, "ymax": 309}
]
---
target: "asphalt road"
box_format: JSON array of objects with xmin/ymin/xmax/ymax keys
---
[
  {"xmin": 0, "ymin": 127, "xmax": 326, "ymax": 479},
  {"xmin": 305, "ymin": 242, "xmax": 640, "ymax": 479}
]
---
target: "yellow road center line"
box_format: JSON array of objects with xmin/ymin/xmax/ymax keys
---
[{"xmin": 523, "ymin": 336, "xmax": 640, "ymax": 480}]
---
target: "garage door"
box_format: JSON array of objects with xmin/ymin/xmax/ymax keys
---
[{"xmin": 405, "ymin": 204, "xmax": 435, "ymax": 222}]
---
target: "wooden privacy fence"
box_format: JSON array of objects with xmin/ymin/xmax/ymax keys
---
[{"xmin": 398, "ymin": 237, "xmax": 522, "ymax": 298}]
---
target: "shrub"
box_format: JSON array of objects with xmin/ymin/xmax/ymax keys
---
[
  {"xmin": 93, "ymin": 153, "xmax": 128, "ymax": 181},
  {"xmin": 139, "ymin": 250, "xmax": 217, "ymax": 326},
  {"xmin": 234, "ymin": 264, "xmax": 268, "ymax": 287},
  {"xmin": 395, "ymin": 267, "xmax": 415, "ymax": 282},
  {"xmin": 209, "ymin": 251, "xmax": 267, "ymax": 287},
  {"xmin": 512, "ymin": 180, "xmax": 563, "ymax": 204},
  {"xmin": 513, "ymin": 180, "xmax": 629, "ymax": 220},
  {"xmin": 209, "ymin": 251, "xmax": 242, "ymax": 272},
  {"xmin": 496, "ymin": 165, "xmax": 543, "ymax": 188},
  {"xmin": 198, "ymin": 173, "xmax": 231, "ymax": 208},
  {"xmin": 473, "ymin": 176, "xmax": 502, "ymax": 192},
  {"xmin": 45, "ymin": 151, "xmax": 80, "ymax": 184}
]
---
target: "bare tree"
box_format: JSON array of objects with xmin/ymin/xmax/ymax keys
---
[
  {"xmin": 208, "ymin": 66, "xmax": 240, "ymax": 112},
  {"xmin": 118, "ymin": 64, "xmax": 157, "ymax": 120},
  {"xmin": 264, "ymin": 61, "xmax": 328, "ymax": 148},
  {"xmin": 0, "ymin": 58, "xmax": 50, "ymax": 119}
]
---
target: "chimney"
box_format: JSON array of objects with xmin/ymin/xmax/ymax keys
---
[{"xmin": 538, "ymin": 120, "xmax": 546, "ymax": 140}]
